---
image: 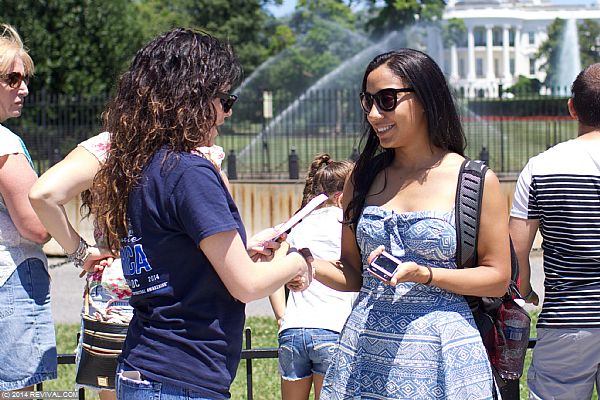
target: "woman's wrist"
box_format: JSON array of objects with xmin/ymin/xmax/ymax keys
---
[
  {"xmin": 423, "ymin": 265, "xmax": 433, "ymax": 285},
  {"xmin": 64, "ymin": 237, "xmax": 90, "ymax": 269}
]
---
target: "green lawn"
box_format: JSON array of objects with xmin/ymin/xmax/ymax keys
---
[{"xmin": 48, "ymin": 314, "xmax": 596, "ymax": 400}]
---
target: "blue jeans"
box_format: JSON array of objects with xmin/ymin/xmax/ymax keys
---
[
  {"xmin": 0, "ymin": 258, "xmax": 57, "ymax": 390},
  {"xmin": 278, "ymin": 328, "xmax": 339, "ymax": 380},
  {"xmin": 116, "ymin": 364, "xmax": 213, "ymax": 400}
]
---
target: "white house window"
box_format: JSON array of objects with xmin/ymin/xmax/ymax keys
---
[
  {"xmin": 493, "ymin": 28, "xmax": 502, "ymax": 46},
  {"xmin": 494, "ymin": 58, "xmax": 500, "ymax": 76},
  {"xmin": 529, "ymin": 58, "xmax": 536, "ymax": 75},
  {"xmin": 474, "ymin": 28, "xmax": 485, "ymax": 46},
  {"xmin": 459, "ymin": 58, "xmax": 465, "ymax": 78},
  {"xmin": 476, "ymin": 58, "xmax": 484, "ymax": 77},
  {"xmin": 510, "ymin": 58, "xmax": 515, "ymax": 75},
  {"xmin": 509, "ymin": 29, "xmax": 515, "ymax": 46},
  {"xmin": 528, "ymin": 31, "xmax": 535, "ymax": 45}
]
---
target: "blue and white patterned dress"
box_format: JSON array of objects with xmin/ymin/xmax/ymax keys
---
[{"xmin": 320, "ymin": 206, "xmax": 497, "ymax": 400}]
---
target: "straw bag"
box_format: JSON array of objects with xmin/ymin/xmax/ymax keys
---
[{"xmin": 75, "ymin": 286, "xmax": 129, "ymax": 389}]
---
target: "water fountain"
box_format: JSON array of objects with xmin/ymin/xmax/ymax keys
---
[
  {"xmin": 224, "ymin": 23, "xmax": 448, "ymax": 177},
  {"xmin": 555, "ymin": 19, "xmax": 581, "ymax": 95}
]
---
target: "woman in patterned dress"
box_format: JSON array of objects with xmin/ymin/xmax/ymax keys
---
[{"xmin": 314, "ymin": 49, "xmax": 511, "ymax": 399}]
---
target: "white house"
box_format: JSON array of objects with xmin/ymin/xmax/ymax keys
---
[{"xmin": 441, "ymin": 0, "xmax": 600, "ymax": 96}]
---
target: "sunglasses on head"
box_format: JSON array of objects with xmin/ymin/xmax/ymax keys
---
[
  {"xmin": 216, "ymin": 92, "xmax": 238, "ymax": 113},
  {"xmin": 1, "ymin": 72, "xmax": 29, "ymax": 89},
  {"xmin": 359, "ymin": 87, "xmax": 415, "ymax": 113}
]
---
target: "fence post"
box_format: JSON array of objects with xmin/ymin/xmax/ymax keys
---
[
  {"xmin": 227, "ymin": 150, "xmax": 237, "ymax": 180},
  {"xmin": 349, "ymin": 148, "xmax": 359, "ymax": 162},
  {"xmin": 479, "ymin": 146, "xmax": 489, "ymax": 165},
  {"xmin": 288, "ymin": 148, "xmax": 299, "ymax": 180},
  {"xmin": 245, "ymin": 328, "xmax": 253, "ymax": 400}
]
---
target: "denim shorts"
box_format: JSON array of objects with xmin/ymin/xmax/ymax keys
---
[
  {"xmin": 116, "ymin": 363, "xmax": 213, "ymax": 400},
  {"xmin": 0, "ymin": 258, "xmax": 57, "ymax": 390},
  {"xmin": 278, "ymin": 328, "xmax": 340, "ymax": 380}
]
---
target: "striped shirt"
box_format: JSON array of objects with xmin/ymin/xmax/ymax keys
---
[{"xmin": 511, "ymin": 138, "xmax": 600, "ymax": 328}]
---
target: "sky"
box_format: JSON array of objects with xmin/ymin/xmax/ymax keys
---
[{"xmin": 267, "ymin": 0, "xmax": 599, "ymax": 19}]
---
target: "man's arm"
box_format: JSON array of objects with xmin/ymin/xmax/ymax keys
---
[{"xmin": 509, "ymin": 216, "xmax": 540, "ymax": 305}]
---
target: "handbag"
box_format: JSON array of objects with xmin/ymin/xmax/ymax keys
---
[{"xmin": 75, "ymin": 284, "xmax": 129, "ymax": 389}]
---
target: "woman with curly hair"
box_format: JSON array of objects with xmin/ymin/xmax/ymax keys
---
[
  {"xmin": 0, "ymin": 24, "xmax": 56, "ymax": 392},
  {"xmin": 89, "ymin": 28, "xmax": 312, "ymax": 400}
]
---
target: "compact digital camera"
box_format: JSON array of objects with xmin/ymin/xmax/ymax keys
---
[{"xmin": 367, "ymin": 250, "xmax": 402, "ymax": 281}]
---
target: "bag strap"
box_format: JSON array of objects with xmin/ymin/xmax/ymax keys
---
[
  {"xmin": 455, "ymin": 160, "xmax": 504, "ymax": 397},
  {"xmin": 455, "ymin": 159, "xmax": 488, "ymax": 270},
  {"xmin": 84, "ymin": 281, "xmax": 90, "ymax": 315}
]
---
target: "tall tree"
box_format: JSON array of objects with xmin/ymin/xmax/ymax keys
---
[
  {"xmin": 578, "ymin": 19, "xmax": 600, "ymax": 69},
  {"xmin": 169, "ymin": 0, "xmax": 289, "ymax": 80},
  {"xmin": 0, "ymin": 0, "xmax": 144, "ymax": 96},
  {"xmin": 442, "ymin": 18, "xmax": 466, "ymax": 47},
  {"xmin": 360, "ymin": 0, "xmax": 446, "ymax": 37}
]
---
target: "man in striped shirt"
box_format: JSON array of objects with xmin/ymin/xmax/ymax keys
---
[{"xmin": 510, "ymin": 63, "xmax": 600, "ymax": 400}]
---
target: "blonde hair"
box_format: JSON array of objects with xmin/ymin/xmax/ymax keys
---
[{"xmin": 0, "ymin": 24, "xmax": 34, "ymax": 76}]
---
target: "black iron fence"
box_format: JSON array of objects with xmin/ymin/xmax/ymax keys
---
[
  {"xmin": 5, "ymin": 88, "xmax": 577, "ymax": 178},
  {"xmin": 33, "ymin": 329, "xmax": 537, "ymax": 400}
]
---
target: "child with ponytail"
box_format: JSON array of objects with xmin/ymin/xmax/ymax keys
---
[{"xmin": 269, "ymin": 153, "xmax": 357, "ymax": 400}]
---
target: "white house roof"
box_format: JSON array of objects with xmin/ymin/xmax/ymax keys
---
[{"xmin": 445, "ymin": 0, "xmax": 600, "ymax": 21}]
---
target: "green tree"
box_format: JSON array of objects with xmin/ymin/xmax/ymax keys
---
[
  {"xmin": 163, "ymin": 0, "xmax": 289, "ymax": 80},
  {"xmin": 253, "ymin": 0, "xmax": 364, "ymax": 97},
  {"xmin": 442, "ymin": 18, "xmax": 466, "ymax": 47},
  {"xmin": 506, "ymin": 75, "xmax": 542, "ymax": 96},
  {"xmin": 360, "ymin": 0, "xmax": 446, "ymax": 37},
  {"xmin": 0, "ymin": 0, "xmax": 144, "ymax": 96},
  {"xmin": 578, "ymin": 19, "xmax": 600, "ymax": 69}
]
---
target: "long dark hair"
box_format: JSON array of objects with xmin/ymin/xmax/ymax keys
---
[
  {"xmin": 345, "ymin": 49, "xmax": 465, "ymax": 228},
  {"xmin": 90, "ymin": 28, "xmax": 242, "ymax": 252}
]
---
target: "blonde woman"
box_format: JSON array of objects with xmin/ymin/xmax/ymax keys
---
[{"xmin": 0, "ymin": 24, "xmax": 56, "ymax": 392}]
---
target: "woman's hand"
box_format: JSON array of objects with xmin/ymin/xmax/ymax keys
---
[
  {"xmin": 247, "ymin": 226, "xmax": 286, "ymax": 262},
  {"xmin": 285, "ymin": 248, "xmax": 313, "ymax": 292},
  {"xmin": 81, "ymin": 246, "xmax": 116, "ymax": 273},
  {"xmin": 366, "ymin": 245, "xmax": 431, "ymax": 286}
]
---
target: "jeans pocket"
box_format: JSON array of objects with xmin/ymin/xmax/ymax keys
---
[
  {"xmin": 312, "ymin": 333, "xmax": 339, "ymax": 352},
  {"xmin": 117, "ymin": 370, "xmax": 161, "ymax": 399}
]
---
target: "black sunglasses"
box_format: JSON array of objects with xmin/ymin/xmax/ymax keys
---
[
  {"xmin": 216, "ymin": 92, "xmax": 238, "ymax": 113},
  {"xmin": 359, "ymin": 87, "xmax": 415, "ymax": 113},
  {"xmin": 0, "ymin": 71, "xmax": 29, "ymax": 89}
]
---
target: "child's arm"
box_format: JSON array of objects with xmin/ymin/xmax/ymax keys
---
[{"xmin": 268, "ymin": 241, "xmax": 290, "ymax": 327}]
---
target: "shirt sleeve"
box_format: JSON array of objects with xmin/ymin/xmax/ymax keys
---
[
  {"xmin": 78, "ymin": 132, "xmax": 110, "ymax": 162},
  {"xmin": 0, "ymin": 126, "xmax": 26, "ymax": 157},
  {"xmin": 172, "ymin": 162, "xmax": 240, "ymax": 246},
  {"xmin": 510, "ymin": 159, "xmax": 537, "ymax": 220}
]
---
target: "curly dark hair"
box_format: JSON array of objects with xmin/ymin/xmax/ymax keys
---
[
  {"xmin": 90, "ymin": 28, "xmax": 242, "ymax": 252},
  {"xmin": 344, "ymin": 49, "xmax": 465, "ymax": 229}
]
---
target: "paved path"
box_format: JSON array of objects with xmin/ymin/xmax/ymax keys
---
[{"xmin": 49, "ymin": 251, "xmax": 545, "ymax": 324}]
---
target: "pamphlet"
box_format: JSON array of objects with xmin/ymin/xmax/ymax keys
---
[{"xmin": 270, "ymin": 193, "xmax": 329, "ymax": 240}]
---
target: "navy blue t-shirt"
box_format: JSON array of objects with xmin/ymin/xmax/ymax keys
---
[{"xmin": 119, "ymin": 147, "xmax": 247, "ymax": 398}]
